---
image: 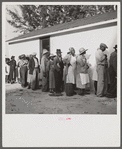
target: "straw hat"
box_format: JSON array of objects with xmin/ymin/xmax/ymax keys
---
[
  {"xmin": 49, "ymin": 53, "xmax": 56, "ymax": 58},
  {"xmin": 79, "ymin": 48, "xmax": 88, "ymax": 55},
  {"xmin": 43, "ymin": 49, "xmax": 49, "ymax": 55}
]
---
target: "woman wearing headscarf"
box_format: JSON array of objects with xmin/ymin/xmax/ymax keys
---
[
  {"xmin": 41, "ymin": 49, "xmax": 49, "ymax": 92},
  {"xmin": 76, "ymin": 48, "xmax": 90, "ymax": 95},
  {"xmin": 63, "ymin": 47, "xmax": 77, "ymax": 96}
]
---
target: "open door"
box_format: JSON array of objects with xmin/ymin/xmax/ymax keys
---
[{"xmin": 39, "ymin": 37, "xmax": 50, "ymax": 63}]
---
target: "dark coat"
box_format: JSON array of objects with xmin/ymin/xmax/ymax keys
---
[
  {"xmin": 10, "ymin": 59, "xmax": 16, "ymax": 69},
  {"xmin": 109, "ymin": 51, "xmax": 117, "ymax": 76},
  {"xmin": 54, "ymin": 56, "xmax": 64, "ymax": 73},
  {"xmin": 29, "ymin": 57, "xmax": 40, "ymax": 74}
]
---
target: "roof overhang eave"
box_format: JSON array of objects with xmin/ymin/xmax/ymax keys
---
[{"xmin": 8, "ymin": 19, "xmax": 117, "ymax": 44}]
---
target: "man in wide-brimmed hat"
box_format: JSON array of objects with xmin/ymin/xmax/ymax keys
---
[
  {"xmin": 50, "ymin": 49, "xmax": 64, "ymax": 96},
  {"xmin": 106, "ymin": 44, "xmax": 117, "ymax": 98},
  {"xmin": 41, "ymin": 49, "xmax": 50, "ymax": 92},
  {"xmin": 95, "ymin": 43, "xmax": 109, "ymax": 97},
  {"xmin": 28, "ymin": 52, "xmax": 40, "ymax": 90},
  {"xmin": 9, "ymin": 55, "xmax": 16, "ymax": 83}
]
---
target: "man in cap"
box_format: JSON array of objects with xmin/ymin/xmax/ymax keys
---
[
  {"xmin": 28, "ymin": 52, "xmax": 40, "ymax": 90},
  {"xmin": 53, "ymin": 49, "xmax": 64, "ymax": 96},
  {"xmin": 95, "ymin": 43, "xmax": 109, "ymax": 97},
  {"xmin": 106, "ymin": 44, "xmax": 117, "ymax": 98},
  {"xmin": 9, "ymin": 56, "xmax": 16, "ymax": 83},
  {"xmin": 41, "ymin": 49, "xmax": 49, "ymax": 92}
]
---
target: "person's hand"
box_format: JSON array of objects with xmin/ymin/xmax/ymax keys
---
[{"xmin": 57, "ymin": 63, "xmax": 60, "ymax": 68}]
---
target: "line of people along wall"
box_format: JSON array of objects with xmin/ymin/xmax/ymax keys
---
[{"xmin": 5, "ymin": 43, "xmax": 117, "ymax": 98}]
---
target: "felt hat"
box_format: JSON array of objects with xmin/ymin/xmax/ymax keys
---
[
  {"xmin": 79, "ymin": 48, "xmax": 88, "ymax": 55},
  {"xmin": 42, "ymin": 49, "xmax": 49, "ymax": 55},
  {"xmin": 11, "ymin": 56, "xmax": 15, "ymax": 59},
  {"xmin": 113, "ymin": 44, "xmax": 117, "ymax": 49},
  {"xmin": 56, "ymin": 49, "xmax": 62, "ymax": 53},
  {"xmin": 100, "ymin": 43, "xmax": 108, "ymax": 49}
]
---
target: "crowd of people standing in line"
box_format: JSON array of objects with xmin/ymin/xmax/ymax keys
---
[{"xmin": 5, "ymin": 43, "xmax": 117, "ymax": 98}]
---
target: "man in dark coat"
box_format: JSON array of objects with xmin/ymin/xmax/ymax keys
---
[
  {"xmin": 28, "ymin": 52, "xmax": 40, "ymax": 90},
  {"xmin": 106, "ymin": 45, "xmax": 117, "ymax": 98},
  {"xmin": 9, "ymin": 56, "xmax": 16, "ymax": 83},
  {"xmin": 19, "ymin": 54, "xmax": 28, "ymax": 88},
  {"xmin": 53, "ymin": 49, "xmax": 64, "ymax": 96}
]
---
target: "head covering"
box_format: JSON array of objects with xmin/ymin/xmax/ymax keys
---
[
  {"xmin": 11, "ymin": 56, "xmax": 15, "ymax": 59},
  {"xmin": 42, "ymin": 49, "xmax": 49, "ymax": 55},
  {"xmin": 113, "ymin": 44, "xmax": 117, "ymax": 49},
  {"xmin": 32, "ymin": 52, "xmax": 37, "ymax": 56},
  {"xmin": 56, "ymin": 49, "xmax": 62, "ymax": 53},
  {"xmin": 79, "ymin": 48, "xmax": 88, "ymax": 55},
  {"xmin": 49, "ymin": 53, "xmax": 56, "ymax": 58},
  {"xmin": 20, "ymin": 54, "xmax": 26, "ymax": 59},
  {"xmin": 69, "ymin": 47, "xmax": 75, "ymax": 52},
  {"xmin": 100, "ymin": 43, "xmax": 108, "ymax": 49}
]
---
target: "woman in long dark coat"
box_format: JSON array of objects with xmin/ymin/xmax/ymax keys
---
[{"xmin": 47, "ymin": 54, "xmax": 56, "ymax": 93}]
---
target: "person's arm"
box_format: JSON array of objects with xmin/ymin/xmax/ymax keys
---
[{"xmin": 54, "ymin": 57, "xmax": 60, "ymax": 72}]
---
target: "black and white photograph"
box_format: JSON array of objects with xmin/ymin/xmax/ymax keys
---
[{"xmin": 2, "ymin": 1, "xmax": 120, "ymax": 147}]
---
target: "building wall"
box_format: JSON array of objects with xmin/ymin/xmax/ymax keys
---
[
  {"xmin": 8, "ymin": 39, "xmax": 40, "ymax": 62},
  {"xmin": 50, "ymin": 25, "xmax": 117, "ymax": 91}
]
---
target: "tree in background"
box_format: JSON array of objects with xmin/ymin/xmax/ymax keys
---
[{"xmin": 6, "ymin": 5, "xmax": 117, "ymax": 34}]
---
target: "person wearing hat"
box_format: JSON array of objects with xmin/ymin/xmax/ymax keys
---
[
  {"xmin": 5, "ymin": 58, "xmax": 10, "ymax": 83},
  {"xmin": 18, "ymin": 54, "xmax": 29, "ymax": 88},
  {"xmin": 51, "ymin": 49, "xmax": 64, "ymax": 96},
  {"xmin": 95, "ymin": 43, "xmax": 109, "ymax": 97},
  {"xmin": 47, "ymin": 53, "xmax": 56, "ymax": 93},
  {"xmin": 63, "ymin": 47, "xmax": 77, "ymax": 96},
  {"xmin": 76, "ymin": 48, "xmax": 90, "ymax": 95},
  {"xmin": 9, "ymin": 55, "xmax": 16, "ymax": 84},
  {"xmin": 28, "ymin": 52, "xmax": 40, "ymax": 90},
  {"xmin": 106, "ymin": 44, "xmax": 117, "ymax": 98},
  {"xmin": 40, "ymin": 49, "xmax": 49, "ymax": 92}
]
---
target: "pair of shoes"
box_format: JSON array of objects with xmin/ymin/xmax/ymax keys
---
[{"xmin": 49, "ymin": 92, "xmax": 63, "ymax": 96}]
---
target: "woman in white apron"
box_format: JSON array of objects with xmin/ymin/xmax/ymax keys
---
[
  {"xmin": 63, "ymin": 47, "xmax": 77, "ymax": 96},
  {"xmin": 76, "ymin": 48, "xmax": 90, "ymax": 95}
]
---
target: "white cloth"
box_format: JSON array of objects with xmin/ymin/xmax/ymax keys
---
[
  {"xmin": 5, "ymin": 64, "xmax": 10, "ymax": 75},
  {"xmin": 66, "ymin": 55, "xmax": 76, "ymax": 84},
  {"xmin": 80, "ymin": 73, "xmax": 90, "ymax": 85}
]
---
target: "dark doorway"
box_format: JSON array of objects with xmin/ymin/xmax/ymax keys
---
[{"xmin": 39, "ymin": 37, "xmax": 50, "ymax": 63}]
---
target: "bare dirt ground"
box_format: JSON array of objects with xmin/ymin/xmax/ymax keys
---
[{"xmin": 5, "ymin": 83, "xmax": 117, "ymax": 114}]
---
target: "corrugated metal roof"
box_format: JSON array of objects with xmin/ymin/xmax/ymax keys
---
[{"xmin": 7, "ymin": 11, "xmax": 117, "ymax": 43}]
